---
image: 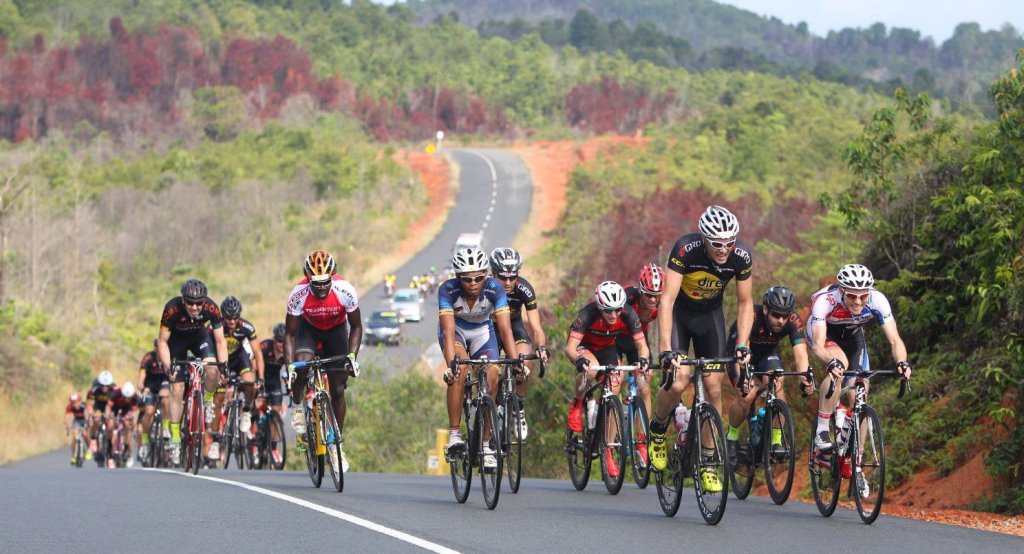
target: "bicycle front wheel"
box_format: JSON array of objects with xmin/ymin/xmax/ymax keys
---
[
  {"xmin": 449, "ymin": 402, "xmax": 472, "ymax": 504},
  {"xmin": 852, "ymin": 405, "xmax": 886, "ymax": 524},
  {"xmin": 303, "ymin": 405, "xmax": 323, "ymax": 488},
  {"xmin": 809, "ymin": 430, "xmax": 840, "ymax": 516},
  {"xmin": 265, "ymin": 410, "xmax": 287, "ymax": 470},
  {"xmin": 627, "ymin": 401, "xmax": 651, "ymax": 489},
  {"xmin": 692, "ymin": 403, "xmax": 729, "ymax": 525},
  {"xmin": 763, "ymin": 400, "xmax": 796, "ymax": 505},
  {"xmin": 654, "ymin": 442, "xmax": 684, "ymax": 517},
  {"xmin": 503, "ymin": 394, "xmax": 523, "ymax": 493},
  {"xmin": 477, "ymin": 395, "xmax": 503, "ymax": 510},
  {"xmin": 319, "ymin": 396, "xmax": 345, "ymax": 493},
  {"xmin": 186, "ymin": 390, "xmax": 204, "ymax": 475},
  {"xmin": 730, "ymin": 408, "xmax": 755, "ymax": 500},
  {"xmin": 600, "ymin": 396, "xmax": 627, "ymax": 495},
  {"xmin": 73, "ymin": 433, "xmax": 85, "ymax": 468},
  {"xmin": 221, "ymin": 404, "xmax": 236, "ymax": 469},
  {"xmin": 149, "ymin": 413, "xmax": 164, "ymax": 468}
]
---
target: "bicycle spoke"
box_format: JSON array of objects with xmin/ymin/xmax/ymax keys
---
[
  {"xmin": 763, "ymin": 401, "xmax": 796, "ymax": 505},
  {"xmin": 853, "ymin": 405, "xmax": 886, "ymax": 524},
  {"xmin": 692, "ymin": 404, "xmax": 729, "ymax": 525}
]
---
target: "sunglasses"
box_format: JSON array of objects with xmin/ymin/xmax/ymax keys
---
[
  {"xmin": 707, "ymin": 238, "xmax": 737, "ymax": 249},
  {"xmin": 601, "ymin": 307, "xmax": 623, "ymax": 314},
  {"xmin": 459, "ymin": 275, "xmax": 486, "ymax": 284},
  {"xmin": 768, "ymin": 311, "xmax": 790, "ymax": 320},
  {"xmin": 224, "ymin": 317, "xmax": 239, "ymax": 322},
  {"xmin": 496, "ymin": 273, "xmax": 518, "ymax": 282},
  {"xmin": 184, "ymin": 300, "xmax": 204, "ymax": 307},
  {"xmin": 844, "ymin": 292, "xmax": 869, "ymax": 302},
  {"xmin": 310, "ymin": 280, "xmax": 332, "ymax": 288}
]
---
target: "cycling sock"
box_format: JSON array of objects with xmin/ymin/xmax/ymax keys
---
[
  {"xmin": 771, "ymin": 428, "xmax": 782, "ymax": 445},
  {"xmin": 449, "ymin": 427, "xmax": 461, "ymax": 438},
  {"xmin": 650, "ymin": 416, "xmax": 669, "ymax": 435},
  {"xmin": 816, "ymin": 411, "xmax": 830, "ymax": 435},
  {"xmin": 141, "ymin": 433, "xmax": 150, "ymax": 445},
  {"xmin": 204, "ymin": 391, "xmax": 214, "ymax": 404},
  {"xmin": 162, "ymin": 418, "xmax": 170, "ymax": 432},
  {"xmin": 170, "ymin": 423, "xmax": 181, "ymax": 442},
  {"xmin": 727, "ymin": 424, "xmax": 740, "ymax": 441}
]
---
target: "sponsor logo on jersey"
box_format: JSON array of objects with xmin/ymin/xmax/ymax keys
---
[
  {"xmin": 682, "ymin": 271, "xmax": 726, "ymax": 299},
  {"xmin": 683, "ymin": 240, "xmax": 702, "ymax": 253}
]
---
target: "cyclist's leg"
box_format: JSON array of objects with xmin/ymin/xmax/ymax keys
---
[
  {"xmin": 511, "ymin": 320, "xmax": 533, "ymax": 400},
  {"xmin": 810, "ymin": 327, "xmax": 852, "ymax": 445},
  {"xmin": 320, "ymin": 324, "xmax": 350, "ymax": 431},
  {"xmin": 693, "ymin": 307, "xmax": 728, "ymax": 420},
  {"xmin": 653, "ymin": 309, "xmax": 694, "ymax": 426}
]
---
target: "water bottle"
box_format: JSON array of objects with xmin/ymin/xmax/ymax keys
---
[
  {"xmin": 674, "ymin": 405, "xmax": 690, "ymax": 446},
  {"xmin": 750, "ymin": 407, "xmax": 765, "ymax": 451},
  {"xmin": 586, "ymin": 398, "xmax": 597, "ymax": 430}
]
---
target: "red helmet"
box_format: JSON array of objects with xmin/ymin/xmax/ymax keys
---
[
  {"xmin": 638, "ymin": 263, "xmax": 665, "ymax": 295},
  {"xmin": 69, "ymin": 392, "xmax": 81, "ymax": 402}
]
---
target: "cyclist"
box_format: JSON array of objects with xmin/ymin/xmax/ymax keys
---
[
  {"xmin": 616, "ymin": 263, "xmax": 663, "ymax": 433},
  {"xmin": 808, "ymin": 264, "xmax": 913, "ymax": 456},
  {"xmin": 259, "ymin": 323, "xmax": 288, "ymax": 419},
  {"xmin": 136, "ymin": 339, "xmax": 170, "ymax": 463},
  {"xmin": 724, "ymin": 285, "xmax": 813, "ymax": 463},
  {"xmin": 157, "ymin": 278, "xmax": 229, "ymax": 466},
  {"xmin": 285, "ymin": 249, "xmax": 362, "ymax": 473},
  {"xmin": 564, "ymin": 281, "xmax": 651, "ymax": 479},
  {"xmin": 439, "ymin": 247, "xmax": 519, "ymax": 471},
  {"xmin": 108, "ymin": 382, "xmax": 139, "ymax": 467},
  {"xmin": 64, "ymin": 392, "xmax": 87, "ymax": 465},
  {"xmin": 650, "ymin": 205, "xmax": 754, "ymax": 494},
  {"xmin": 489, "ymin": 247, "xmax": 549, "ymax": 440},
  {"xmin": 86, "ymin": 370, "xmax": 115, "ymax": 458},
  {"xmin": 216, "ymin": 296, "xmax": 264, "ymax": 456}
]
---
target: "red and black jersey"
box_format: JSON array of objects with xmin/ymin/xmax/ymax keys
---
[
  {"xmin": 139, "ymin": 350, "xmax": 165, "ymax": 376},
  {"xmin": 731, "ymin": 304, "xmax": 805, "ymax": 359},
  {"xmin": 260, "ymin": 338, "xmax": 285, "ymax": 367},
  {"xmin": 160, "ymin": 297, "xmax": 223, "ymax": 335},
  {"xmin": 568, "ymin": 302, "xmax": 645, "ymax": 352},
  {"xmin": 624, "ymin": 286, "xmax": 658, "ymax": 333},
  {"xmin": 65, "ymin": 402, "xmax": 86, "ymax": 419},
  {"xmin": 108, "ymin": 388, "xmax": 137, "ymax": 415}
]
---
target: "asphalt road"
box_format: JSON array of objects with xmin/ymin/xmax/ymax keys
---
[
  {"xmin": 358, "ymin": 149, "xmax": 532, "ymax": 377},
  {"xmin": 4, "ymin": 449, "xmax": 1022, "ymax": 552}
]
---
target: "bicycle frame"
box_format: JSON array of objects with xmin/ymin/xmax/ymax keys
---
[
  {"xmin": 172, "ymin": 358, "xmax": 224, "ymax": 473},
  {"xmin": 292, "ymin": 354, "xmax": 351, "ymax": 492}
]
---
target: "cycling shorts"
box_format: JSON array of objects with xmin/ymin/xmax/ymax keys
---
[
  {"xmin": 614, "ymin": 334, "xmax": 648, "ymax": 365},
  {"xmin": 807, "ymin": 326, "xmax": 869, "ymax": 385},
  {"xmin": 670, "ymin": 305, "xmax": 727, "ymax": 359},
  {"xmin": 226, "ymin": 350, "xmax": 253, "ymax": 376},
  {"xmin": 438, "ymin": 321, "xmax": 499, "ymax": 360},
  {"xmin": 143, "ymin": 374, "xmax": 169, "ymax": 397},
  {"xmin": 511, "ymin": 319, "xmax": 532, "ymax": 345},
  {"xmin": 263, "ymin": 363, "xmax": 285, "ymax": 407},
  {"xmin": 295, "ymin": 318, "xmax": 349, "ymax": 358},
  {"xmin": 576, "ymin": 344, "xmax": 621, "ymax": 367},
  {"xmin": 168, "ymin": 331, "xmax": 214, "ymax": 384}
]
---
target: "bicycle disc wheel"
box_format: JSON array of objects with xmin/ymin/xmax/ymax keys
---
[
  {"xmin": 221, "ymin": 404, "xmax": 236, "ymax": 469},
  {"xmin": 477, "ymin": 395, "xmax": 503, "ymax": 510},
  {"xmin": 654, "ymin": 442, "xmax": 684, "ymax": 517},
  {"xmin": 730, "ymin": 407, "xmax": 755, "ymax": 500},
  {"xmin": 303, "ymin": 405, "xmax": 323, "ymax": 488},
  {"xmin": 692, "ymin": 404, "xmax": 729, "ymax": 525},
  {"xmin": 449, "ymin": 404, "xmax": 472, "ymax": 503},
  {"xmin": 600, "ymin": 396, "xmax": 627, "ymax": 495},
  {"xmin": 265, "ymin": 411, "xmax": 287, "ymax": 470},
  {"xmin": 565, "ymin": 423, "xmax": 592, "ymax": 491},
  {"xmin": 852, "ymin": 405, "xmax": 886, "ymax": 524},
  {"xmin": 809, "ymin": 432, "xmax": 841, "ymax": 516},
  {"xmin": 763, "ymin": 400, "xmax": 796, "ymax": 505},
  {"xmin": 627, "ymin": 401, "xmax": 651, "ymax": 489},
  {"xmin": 503, "ymin": 394, "xmax": 523, "ymax": 493},
  {"xmin": 320, "ymin": 396, "xmax": 345, "ymax": 493}
]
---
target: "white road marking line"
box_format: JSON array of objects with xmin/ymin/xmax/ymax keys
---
[
  {"xmin": 464, "ymin": 150, "xmax": 499, "ymax": 237},
  {"xmin": 143, "ymin": 468, "xmax": 460, "ymax": 554}
]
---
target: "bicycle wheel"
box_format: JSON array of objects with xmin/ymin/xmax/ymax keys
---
[
  {"xmin": 265, "ymin": 411, "xmax": 287, "ymax": 470},
  {"xmin": 320, "ymin": 396, "xmax": 345, "ymax": 493},
  {"xmin": 73, "ymin": 433, "xmax": 85, "ymax": 468},
  {"xmin": 235, "ymin": 425, "xmax": 252, "ymax": 471},
  {"xmin": 762, "ymin": 400, "xmax": 796, "ymax": 504},
  {"xmin": 503, "ymin": 394, "xmax": 523, "ymax": 493},
  {"xmin": 449, "ymin": 402, "xmax": 472, "ymax": 503},
  {"xmin": 187, "ymin": 390, "xmax": 204, "ymax": 475},
  {"xmin": 692, "ymin": 403, "xmax": 729, "ymax": 525},
  {"xmin": 809, "ymin": 431, "xmax": 841, "ymax": 516},
  {"xmin": 852, "ymin": 405, "xmax": 885, "ymax": 524},
  {"xmin": 477, "ymin": 395, "xmax": 503, "ymax": 510},
  {"xmin": 565, "ymin": 423, "xmax": 592, "ymax": 491},
  {"xmin": 149, "ymin": 413, "xmax": 164, "ymax": 468},
  {"xmin": 303, "ymin": 404, "xmax": 323, "ymax": 488},
  {"xmin": 600, "ymin": 396, "xmax": 627, "ymax": 495},
  {"xmin": 95, "ymin": 426, "xmax": 107, "ymax": 468},
  {"xmin": 221, "ymin": 403, "xmax": 236, "ymax": 469},
  {"xmin": 654, "ymin": 442, "xmax": 684, "ymax": 517},
  {"xmin": 730, "ymin": 407, "xmax": 755, "ymax": 500},
  {"xmin": 627, "ymin": 400, "xmax": 651, "ymax": 489}
]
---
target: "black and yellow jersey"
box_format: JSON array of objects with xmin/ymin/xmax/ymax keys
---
[{"xmin": 666, "ymin": 232, "xmax": 753, "ymax": 312}]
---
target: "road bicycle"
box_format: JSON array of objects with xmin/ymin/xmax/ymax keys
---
[
  {"xmin": 623, "ymin": 370, "xmax": 651, "ymax": 489},
  {"xmin": 109, "ymin": 413, "xmax": 132, "ymax": 468},
  {"xmin": 143, "ymin": 400, "xmax": 167, "ymax": 468},
  {"xmin": 809, "ymin": 366, "xmax": 910, "ymax": 524},
  {"xmin": 730, "ymin": 364, "xmax": 814, "ymax": 504},
  {"xmin": 290, "ymin": 355, "xmax": 353, "ymax": 493},
  {"xmin": 249, "ymin": 401, "xmax": 287, "ymax": 470},
  {"xmin": 173, "ymin": 358, "xmax": 225, "ymax": 475},
  {"xmin": 654, "ymin": 356, "xmax": 733, "ymax": 525},
  {"xmin": 496, "ymin": 351, "xmax": 544, "ymax": 494},
  {"xmin": 215, "ymin": 372, "xmax": 254, "ymax": 470},
  {"xmin": 565, "ymin": 364, "xmax": 639, "ymax": 496},
  {"xmin": 69, "ymin": 422, "xmax": 87, "ymax": 468},
  {"xmin": 446, "ymin": 356, "xmax": 522, "ymax": 510}
]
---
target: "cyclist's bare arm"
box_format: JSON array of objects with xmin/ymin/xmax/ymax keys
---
[
  {"xmin": 493, "ymin": 310, "xmax": 518, "ymax": 365},
  {"xmin": 564, "ymin": 334, "xmax": 583, "ymax": 363},
  {"xmin": 734, "ymin": 277, "xmax": 754, "ymax": 356},
  {"xmin": 881, "ymin": 319, "xmax": 911, "ymax": 378},
  {"xmin": 439, "ymin": 312, "xmax": 459, "ymax": 365},
  {"xmin": 284, "ymin": 313, "xmax": 300, "ymax": 364},
  {"xmin": 250, "ymin": 337, "xmax": 266, "ymax": 381},
  {"xmin": 347, "ymin": 307, "xmax": 363, "ymax": 359},
  {"xmin": 657, "ymin": 270, "xmax": 683, "ymax": 355},
  {"xmin": 211, "ymin": 326, "xmax": 228, "ymax": 364},
  {"xmin": 792, "ymin": 342, "xmax": 811, "ymax": 373},
  {"xmin": 157, "ymin": 327, "xmax": 172, "ymax": 372},
  {"xmin": 525, "ymin": 309, "xmax": 548, "ymax": 356},
  {"xmin": 808, "ymin": 322, "xmax": 834, "ymax": 365}
]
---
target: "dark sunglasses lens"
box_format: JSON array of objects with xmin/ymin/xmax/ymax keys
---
[
  {"xmin": 460, "ymin": 275, "xmax": 485, "ymax": 283},
  {"xmin": 602, "ymin": 308, "xmax": 622, "ymax": 314},
  {"xmin": 770, "ymin": 311, "xmax": 789, "ymax": 319}
]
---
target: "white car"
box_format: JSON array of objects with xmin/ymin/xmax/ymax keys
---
[
  {"xmin": 390, "ymin": 288, "xmax": 423, "ymax": 322},
  {"xmin": 453, "ymin": 232, "xmax": 483, "ymax": 257}
]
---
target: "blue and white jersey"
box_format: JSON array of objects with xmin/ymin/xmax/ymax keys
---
[{"xmin": 438, "ymin": 277, "xmax": 510, "ymax": 328}]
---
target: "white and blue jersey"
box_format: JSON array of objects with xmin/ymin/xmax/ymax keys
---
[{"xmin": 437, "ymin": 277, "xmax": 510, "ymax": 359}]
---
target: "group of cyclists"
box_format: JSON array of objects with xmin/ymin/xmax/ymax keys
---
[{"xmin": 65, "ymin": 203, "xmax": 914, "ymax": 516}]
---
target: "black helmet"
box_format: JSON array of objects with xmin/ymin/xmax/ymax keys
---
[
  {"xmin": 762, "ymin": 285, "xmax": 796, "ymax": 313},
  {"xmin": 272, "ymin": 323, "xmax": 286, "ymax": 341},
  {"xmin": 180, "ymin": 279, "xmax": 207, "ymax": 303},
  {"xmin": 220, "ymin": 296, "xmax": 242, "ymax": 319}
]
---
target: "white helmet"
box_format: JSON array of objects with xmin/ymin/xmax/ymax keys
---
[
  {"xmin": 698, "ymin": 205, "xmax": 740, "ymax": 239},
  {"xmin": 452, "ymin": 247, "xmax": 489, "ymax": 273},
  {"xmin": 836, "ymin": 264, "xmax": 874, "ymax": 289},
  {"xmin": 594, "ymin": 281, "xmax": 627, "ymax": 311},
  {"xmin": 122, "ymin": 382, "xmax": 136, "ymax": 399},
  {"xmin": 97, "ymin": 371, "xmax": 114, "ymax": 386}
]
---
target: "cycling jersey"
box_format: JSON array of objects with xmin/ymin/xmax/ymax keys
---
[
  {"xmin": 726, "ymin": 305, "xmax": 805, "ymax": 386},
  {"xmin": 807, "ymin": 284, "xmax": 895, "ymax": 342},
  {"xmin": 259, "ymin": 338, "xmax": 286, "ymax": 405},
  {"xmin": 160, "ymin": 297, "xmax": 223, "ymax": 335},
  {"xmin": 506, "ymin": 276, "xmax": 539, "ymax": 322},
  {"xmin": 139, "ymin": 350, "xmax": 165, "ymax": 376},
  {"xmin": 225, "ymin": 318, "xmax": 258, "ymax": 357},
  {"xmin": 437, "ymin": 277, "xmax": 510, "ymax": 359},
  {"xmin": 108, "ymin": 388, "xmax": 138, "ymax": 416},
  {"xmin": 624, "ymin": 285, "xmax": 658, "ymax": 333},
  {"xmin": 666, "ymin": 232, "xmax": 753, "ymax": 312},
  {"xmin": 66, "ymin": 402, "xmax": 86, "ymax": 420},
  {"xmin": 87, "ymin": 380, "xmax": 112, "ymax": 409},
  {"xmin": 568, "ymin": 302, "xmax": 644, "ymax": 353},
  {"xmin": 286, "ymin": 275, "xmax": 359, "ymax": 331}
]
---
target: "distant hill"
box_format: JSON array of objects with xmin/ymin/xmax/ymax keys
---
[{"xmin": 407, "ymin": 0, "xmax": 1023, "ymax": 106}]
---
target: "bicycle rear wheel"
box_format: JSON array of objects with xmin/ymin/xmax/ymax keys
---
[
  {"xmin": 763, "ymin": 400, "xmax": 796, "ymax": 505},
  {"xmin": 149, "ymin": 413, "xmax": 164, "ymax": 468},
  {"xmin": 503, "ymin": 394, "xmax": 523, "ymax": 493},
  {"xmin": 449, "ymin": 403, "xmax": 472, "ymax": 503},
  {"xmin": 852, "ymin": 405, "xmax": 885, "ymax": 524},
  {"xmin": 730, "ymin": 408, "xmax": 755, "ymax": 500},
  {"xmin": 809, "ymin": 430, "xmax": 841, "ymax": 516},
  {"xmin": 600, "ymin": 396, "xmax": 627, "ymax": 495},
  {"xmin": 320, "ymin": 396, "xmax": 345, "ymax": 493},
  {"xmin": 221, "ymin": 404, "xmax": 236, "ymax": 469},
  {"xmin": 654, "ymin": 442, "xmax": 684, "ymax": 517},
  {"xmin": 627, "ymin": 400, "xmax": 651, "ymax": 489},
  {"xmin": 303, "ymin": 405, "xmax": 323, "ymax": 488},
  {"xmin": 692, "ymin": 403, "xmax": 729, "ymax": 525},
  {"xmin": 477, "ymin": 395, "xmax": 503, "ymax": 510},
  {"xmin": 186, "ymin": 390, "xmax": 204, "ymax": 475},
  {"xmin": 95, "ymin": 426, "xmax": 107, "ymax": 468},
  {"xmin": 265, "ymin": 411, "xmax": 287, "ymax": 470},
  {"xmin": 565, "ymin": 424, "xmax": 592, "ymax": 491}
]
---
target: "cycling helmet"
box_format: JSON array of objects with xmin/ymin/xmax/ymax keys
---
[
  {"xmin": 452, "ymin": 247, "xmax": 489, "ymax": 273},
  {"xmin": 836, "ymin": 264, "xmax": 874, "ymax": 289},
  {"xmin": 97, "ymin": 371, "xmax": 114, "ymax": 386},
  {"xmin": 594, "ymin": 281, "xmax": 627, "ymax": 310},
  {"xmin": 303, "ymin": 249, "xmax": 337, "ymax": 283},
  {"xmin": 489, "ymin": 247, "xmax": 523, "ymax": 275},
  {"xmin": 122, "ymin": 382, "xmax": 136, "ymax": 399},
  {"xmin": 69, "ymin": 392, "xmax": 81, "ymax": 402},
  {"xmin": 698, "ymin": 205, "xmax": 740, "ymax": 239},
  {"xmin": 638, "ymin": 263, "xmax": 665, "ymax": 295},
  {"xmin": 220, "ymin": 295, "xmax": 242, "ymax": 319},
  {"xmin": 272, "ymin": 322, "xmax": 286, "ymax": 341},
  {"xmin": 180, "ymin": 279, "xmax": 207, "ymax": 303},
  {"xmin": 762, "ymin": 285, "xmax": 796, "ymax": 313}
]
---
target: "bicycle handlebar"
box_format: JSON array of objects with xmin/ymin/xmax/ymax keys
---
[
  {"xmin": 825, "ymin": 368, "xmax": 912, "ymax": 400},
  {"xmin": 171, "ymin": 359, "xmax": 226, "ymax": 368},
  {"xmin": 743, "ymin": 365, "xmax": 816, "ymax": 397},
  {"xmin": 589, "ymin": 364, "xmax": 641, "ymax": 372},
  {"xmin": 289, "ymin": 355, "xmax": 352, "ymax": 372}
]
